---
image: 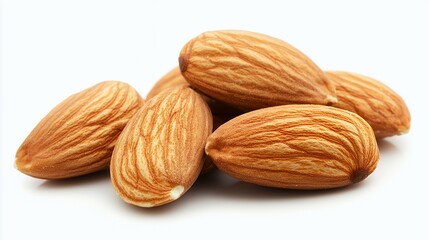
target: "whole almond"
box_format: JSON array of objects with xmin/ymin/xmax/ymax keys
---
[
  {"xmin": 326, "ymin": 71, "xmax": 411, "ymax": 138},
  {"xmin": 206, "ymin": 105, "xmax": 379, "ymax": 189},
  {"xmin": 179, "ymin": 30, "xmax": 337, "ymax": 110},
  {"xmin": 15, "ymin": 81, "xmax": 145, "ymax": 179},
  {"xmin": 110, "ymin": 85, "xmax": 212, "ymax": 207}
]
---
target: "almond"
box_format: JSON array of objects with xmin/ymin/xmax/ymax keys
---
[
  {"xmin": 179, "ymin": 30, "xmax": 337, "ymax": 110},
  {"xmin": 15, "ymin": 81, "xmax": 145, "ymax": 179},
  {"xmin": 326, "ymin": 71, "xmax": 411, "ymax": 138},
  {"xmin": 206, "ymin": 105, "xmax": 379, "ymax": 189},
  {"xmin": 110, "ymin": 85, "xmax": 212, "ymax": 207}
]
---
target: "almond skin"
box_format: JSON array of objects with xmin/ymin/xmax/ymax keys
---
[
  {"xmin": 326, "ymin": 71, "xmax": 411, "ymax": 138},
  {"xmin": 15, "ymin": 81, "xmax": 145, "ymax": 179},
  {"xmin": 179, "ymin": 30, "xmax": 337, "ymax": 110},
  {"xmin": 146, "ymin": 67, "xmax": 239, "ymax": 174},
  {"xmin": 206, "ymin": 105, "xmax": 379, "ymax": 189},
  {"xmin": 110, "ymin": 85, "xmax": 212, "ymax": 207}
]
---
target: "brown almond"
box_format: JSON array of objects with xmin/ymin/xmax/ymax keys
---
[
  {"xmin": 110, "ymin": 85, "xmax": 212, "ymax": 207},
  {"xmin": 206, "ymin": 105, "xmax": 379, "ymax": 189},
  {"xmin": 15, "ymin": 81, "xmax": 145, "ymax": 179},
  {"xmin": 179, "ymin": 30, "xmax": 337, "ymax": 110},
  {"xmin": 326, "ymin": 71, "xmax": 411, "ymax": 138}
]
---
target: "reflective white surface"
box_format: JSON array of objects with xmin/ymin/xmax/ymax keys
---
[{"xmin": 1, "ymin": 0, "xmax": 428, "ymax": 239}]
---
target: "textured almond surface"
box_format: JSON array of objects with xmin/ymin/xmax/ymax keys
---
[
  {"xmin": 110, "ymin": 85, "xmax": 212, "ymax": 207},
  {"xmin": 326, "ymin": 71, "xmax": 411, "ymax": 138},
  {"xmin": 179, "ymin": 30, "xmax": 337, "ymax": 110},
  {"xmin": 206, "ymin": 105, "xmax": 379, "ymax": 189},
  {"xmin": 145, "ymin": 67, "xmax": 238, "ymax": 174},
  {"xmin": 15, "ymin": 81, "xmax": 145, "ymax": 179}
]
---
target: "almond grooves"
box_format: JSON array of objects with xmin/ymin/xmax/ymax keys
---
[
  {"xmin": 326, "ymin": 71, "xmax": 411, "ymax": 138},
  {"xmin": 15, "ymin": 81, "xmax": 144, "ymax": 179},
  {"xmin": 179, "ymin": 30, "xmax": 337, "ymax": 110},
  {"xmin": 110, "ymin": 85, "xmax": 212, "ymax": 207},
  {"xmin": 205, "ymin": 105, "xmax": 380, "ymax": 189}
]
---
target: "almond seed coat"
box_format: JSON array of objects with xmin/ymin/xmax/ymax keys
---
[
  {"xmin": 179, "ymin": 30, "xmax": 337, "ymax": 110},
  {"xmin": 326, "ymin": 71, "xmax": 411, "ymax": 138},
  {"xmin": 15, "ymin": 81, "xmax": 145, "ymax": 179},
  {"xmin": 206, "ymin": 105, "xmax": 379, "ymax": 189},
  {"xmin": 110, "ymin": 86, "xmax": 212, "ymax": 207}
]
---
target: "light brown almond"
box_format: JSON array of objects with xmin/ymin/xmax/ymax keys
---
[
  {"xmin": 15, "ymin": 81, "xmax": 145, "ymax": 179},
  {"xmin": 110, "ymin": 85, "xmax": 212, "ymax": 207},
  {"xmin": 206, "ymin": 105, "xmax": 379, "ymax": 189},
  {"xmin": 326, "ymin": 71, "xmax": 411, "ymax": 138},
  {"xmin": 179, "ymin": 30, "xmax": 337, "ymax": 110}
]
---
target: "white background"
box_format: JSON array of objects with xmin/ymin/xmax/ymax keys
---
[{"xmin": 1, "ymin": 0, "xmax": 428, "ymax": 239}]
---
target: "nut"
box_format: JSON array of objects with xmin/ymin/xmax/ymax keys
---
[
  {"xmin": 205, "ymin": 105, "xmax": 379, "ymax": 189},
  {"xmin": 179, "ymin": 30, "xmax": 337, "ymax": 110},
  {"xmin": 326, "ymin": 71, "xmax": 411, "ymax": 138},
  {"xmin": 15, "ymin": 81, "xmax": 145, "ymax": 179},
  {"xmin": 110, "ymin": 85, "xmax": 212, "ymax": 207}
]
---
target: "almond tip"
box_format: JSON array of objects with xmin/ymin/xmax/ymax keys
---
[
  {"xmin": 14, "ymin": 158, "xmax": 18, "ymax": 169},
  {"xmin": 350, "ymin": 168, "xmax": 370, "ymax": 184},
  {"xmin": 327, "ymin": 95, "xmax": 338, "ymax": 104},
  {"xmin": 170, "ymin": 185, "xmax": 185, "ymax": 200},
  {"xmin": 398, "ymin": 126, "xmax": 410, "ymax": 135},
  {"xmin": 178, "ymin": 54, "xmax": 189, "ymax": 73}
]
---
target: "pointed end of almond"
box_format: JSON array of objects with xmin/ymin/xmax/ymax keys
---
[
  {"xmin": 179, "ymin": 53, "xmax": 189, "ymax": 73},
  {"xmin": 205, "ymin": 138, "xmax": 221, "ymax": 160},
  {"xmin": 138, "ymin": 202, "xmax": 155, "ymax": 208},
  {"xmin": 350, "ymin": 168, "xmax": 370, "ymax": 184},
  {"xmin": 15, "ymin": 150, "xmax": 43, "ymax": 179},
  {"xmin": 398, "ymin": 125, "xmax": 410, "ymax": 135},
  {"xmin": 205, "ymin": 140, "xmax": 212, "ymax": 156},
  {"xmin": 14, "ymin": 151, "xmax": 29, "ymax": 172},
  {"xmin": 179, "ymin": 37, "xmax": 197, "ymax": 74},
  {"xmin": 326, "ymin": 94, "xmax": 338, "ymax": 104},
  {"xmin": 14, "ymin": 157, "xmax": 18, "ymax": 169},
  {"xmin": 170, "ymin": 185, "xmax": 185, "ymax": 200}
]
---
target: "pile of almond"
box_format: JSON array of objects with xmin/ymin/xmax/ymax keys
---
[{"xmin": 15, "ymin": 30, "xmax": 410, "ymax": 208}]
